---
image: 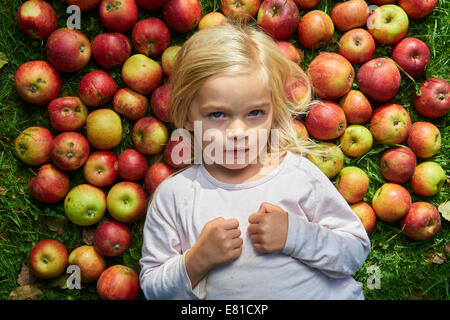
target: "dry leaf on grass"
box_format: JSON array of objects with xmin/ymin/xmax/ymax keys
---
[
  {"xmin": 45, "ymin": 216, "xmax": 67, "ymax": 235},
  {"xmin": 17, "ymin": 264, "xmax": 36, "ymax": 286},
  {"xmin": 438, "ymin": 201, "xmax": 449, "ymax": 221},
  {"xmin": 445, "ymin": 241, "xmax": 450, "ymax": 255},
  {"xmin": 431, "ymin": 253, "xmax": 446, "ymax": 265},
  {"xmin": 82, "ymin": 227, "xmax": 96, "ymax": 245},
  {"xmin": 8, "ymin": 285, "xmax": 43, "ymax": 300}
]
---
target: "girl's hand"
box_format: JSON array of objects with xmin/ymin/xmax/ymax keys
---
[
  {"xmin": 185, "ymin": 217, "xmax": 243, "ymax": 289},
  {"xmin": 248, "ymin": 202, "xmax": 289, "ymax": 254}
]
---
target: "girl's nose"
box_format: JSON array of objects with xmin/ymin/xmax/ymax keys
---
[{"xmin": 226, "ymin": 119, "xmax": 248, "ymax": 140}]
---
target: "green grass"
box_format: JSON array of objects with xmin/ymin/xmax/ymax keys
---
[{"xmin": 0, "ymin": 0, "xmax": 448, "ymax": 300}]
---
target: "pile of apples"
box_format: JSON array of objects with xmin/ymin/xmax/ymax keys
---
[{"xmin": 12, "ymin": 0, "xmax": 448, "ymax": 299}]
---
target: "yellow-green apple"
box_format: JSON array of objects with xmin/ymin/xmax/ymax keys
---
[
  {"xmin": 330, "ymin": 0, "xmax": 369, "ymax": 32},
  {"xmin": 356, "ymin": 57, "xmax": 401, "ymax": 101},
  {"xmin": 66, "ymin": 0, "xmax": 102, "ymax": 11},
  {"xmin": 86, "ymin": 109, "xmax": 122, "ymax": 150},
  {"xmin": 407, "ymin": 122, "xmax": 441, "ymax": 158},
  {"xmin": 391, "ymin": 37, "xmax": 430, "ymax": 78},
  {"xmin": 162, "ymin": 0, "xmax": 202, "ymax": 33},
  {"xmin": 369, "ymin": 0, "xmax": 395, "ymax": 4},
  {"xmin": 122, "ymin": 54, "xmax": 163, "ymax": 95},
  {"xmin": 151, "ymin": 84, "xmax": 171, "ymax": 123},
  {"xmin": 136, "ymin": 0, "xmax": 168, "ymax": 10},
  {"xmin": 413, "ymin": 78, "xmax": 449, "ymax": 118},
  {"xmin": 51, "ymin": 132, "xmax": 90, "ymax": 171},
  {"xmin": 29, "ymin": 239, "xmax": 68, "ymax": 279},
  {"xmin": 15, "ymin": 126, "xmax": 53, "ymax": 166},
  {"xmin": 106, "ymin": 181, "xmax": 148, "ymax": 223},
  {"xmin": 29, "ymin": 163, "xmax": 70, "ymax": 203},
  {"xmin": 367, "ymin": 5, "xmax": 409, "ymax": 45},
  {"xmin": 400, "ymin": 202, "xmax": 441, "ymax": 241},
  {"xmin": 163, "ymin": 135, "xmax": 193, "ymax": 168},
  {"xmin": 93, "ymin": 220, "xmax": 131, "ymax": 257},
  {"xmin": 68, "ymin": 245, "xmax": 106, "ymax": 283},
  {"xmin": 97, "ymin": 265, "xmax": 140, "ymax": 300},
  {"xmin": 372, "ymin": 182, "xmax": 412, "ymax": 222},
  {"xmin": 78, "ymin": 70, "xmax": 117, "ymax": 107},
  {"xmin": 285, "ymin": 76, "xmax": 310, "ymax": 106},
  {"xmin": 161, "ymin": 45, "xmax": 181, "ymax": 78},
  {"xmin": 292, "ymin": 119, "xmax": 309, "ymax": 140},
  {"xmin": 293, "ymin": 0, "xmax": 321, "ymax": 9},
  {"xmin": 306, "ymin": 142, "xmax": 344, "ymax": 178},
  {"xmin": 46, "ymin": 28, "xmax": 91, "ymax": 72},
  {"xmin": 337, "ymin": 28, "xmax": 375, "ymax": 65},
  {"xmin": 99, "ymin": 0, "xmax": 139, "ymax": 32},
  {"xmin": 118, "ymin": 149, "xmax": 147, "ymax": 181},
  {"xmin": 339, "ymin": 125, "xmax": 373, "ymax": 158},
  {"xmin": 17, "ymin": 0, "xmax": 57, "ymax": 40},
  {"xmin": 221, "ymin": 0, "xmax": 260, "ymax": 22},
  {"xmin": 411, "ymin": 161, "xmax": 446, "ymax": 197},
  {"xmin": 369, "ymin": 104, "xmax": 411, "ymax": 144},
  {"xmin": 64, "ymin": 184, "xmax": 106, "ymax": 226},
  {"xmin": 298, "ymin": 10, "xmax": 334, "ymax": 49},
  {"xmin": 14, "ymin": 60, "xmax": 61, "ymax": 105},
  {"xmin": 350, "ymin": 202, "xmax": 376, "ymax": 234},
  {"xmin": 307, "ymin": 52, "xmax": 354, "ymax": 99},
  {"xmin": 335, "ymin": 166, "xmax": 369, "ymax": 203},
  {"xmin": 91, "ymin": 33, "xmax": 131, "ymax": 69},
  {"xmin": 380, "ymin": 147, "xmax": 416, "ymax": 183},
  {"xmin": 144, "ymin": 162, "xmax": 175, "ymax": 194},
  {"xmin": 83, "ymin": 151, "xmax": 119, "ymax": 187},
  {"xmin": 132, "ymin": 18, "xmax": 170, "ymax": 58},
  {"xmin": 257, "ymin": 0, "xmax": 299, "ymax": 40},
  {"xmin": 198, "ymin": 11, "xmax": 227, "ymax": 30},
  {"xmin": 132, "ymin": 116, "xmax": 169, "ymax": 155},
  {"xmin": 305, "ymin": 100, "xmax": 347, "ymax": 140},
  {"xmin": 112, "ymin": 87, "xmax": 148, "ymax": 121},
  {"xmin": 397, "ymin": 0, "xmax": 438, "ymax": 19},
  {"xmin": 339, "ymin": 90, "xmax": 372, "ymax": 124},
  {"xmin": 48, "ymin": 97, "xmax": 88, "ymax": 132},
  {"xmin": 276, "ymin": 41, "xmax": 302, "ymax": 65}
]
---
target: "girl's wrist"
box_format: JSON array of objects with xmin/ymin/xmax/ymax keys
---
[{"xmin": 185, "ymin": 244, "xmax": 210, "ymax": 288}]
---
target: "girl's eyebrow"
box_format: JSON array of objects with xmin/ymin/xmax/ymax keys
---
[{"xmin": 200, "ymin": 102, "xmax": 271, "ymax": 111}]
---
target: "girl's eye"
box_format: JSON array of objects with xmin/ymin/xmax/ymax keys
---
[
  {"xmin": 249, "ymin": 110, "xmax": 263, "ymax": 117},
  {"xmin": 209, "ymin": 111, "xmax": 224, "ymax": 119}
]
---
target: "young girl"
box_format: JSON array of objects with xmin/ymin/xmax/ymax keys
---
[{"xmin": 139, "ymin": 19, "xmax": 371, "ymax": 300}]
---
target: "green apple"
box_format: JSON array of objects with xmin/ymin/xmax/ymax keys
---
[
  {"xmin": 411, "ymin": 161, "xmax": 446, "ymax": 197},
  {"xmin": 367, "ymin": 4, "xmax": 409, "ymax": 45},
  {"xmin": 306, "ymin": 142, "xmax": 344, "ymax": 179},
  {"xmin": 339, "ymin": 125, "xmax": 373, "ymax": 157},
  {"xmin": 106, "ymin": 182, "xmax": 148, "ymax": 223},
  {"xmin": 86, "ymin": 108, "xmax": 123, "ymax": 150},
  {"xmin": 64, "ymin": 184, "xmax": 106, "ymax": 226}
]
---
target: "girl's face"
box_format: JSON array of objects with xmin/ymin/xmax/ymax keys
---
[{"xmin": 185, "ymin": 69, "xmax": 274, "ymax": 171}]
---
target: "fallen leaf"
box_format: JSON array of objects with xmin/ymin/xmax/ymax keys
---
[
  {"xmin": 45, "ymin": 216, "xmax": 67, "ymax": 235},
  {"xmin": 8, "ymin": 285, "xmax": 43, "ymax": 300},
  {"xmin": 50, "ymin": 274, "xmax": 69, "ymax": 289},
  {"xmin": 438, "ymin": 201, "xmax": 450, "ymax": 221},
  {"xmin": 0, "ymin": 187, "xmax": 7, "ymax": 195},
  {"xmin": 82, "ymin": 227, "xmax": 96, "ymax": 245},
  {"xmin": 17, "ymin": 264, "xmax": 36, "ymax": 286},
  {"xmin": 0, "ymin": 52, "xmax": 8, "ymax": 70},
  {"xmin": 445, "ymin": 241, "xmax": 450, "ymax": 255},
  {"xmin": 431, "ymin": 253, "xmax": 446, "ymax": 265}
]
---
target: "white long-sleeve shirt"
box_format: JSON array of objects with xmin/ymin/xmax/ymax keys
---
[{"xmin": 139, "ymin": 150, "xmax": 371, "ymax": 300}]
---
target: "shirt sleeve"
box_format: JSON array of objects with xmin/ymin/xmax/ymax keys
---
[
  {"xmin": 282, "ymin": 157, "xmax": 371, "ymax": 279},
  {"xmin": 139, "ymin": 179, "xmax": 206, "ymax": 300}
]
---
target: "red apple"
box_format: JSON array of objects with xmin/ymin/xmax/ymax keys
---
[
  {"xmin": 99, "ymin": 0, "xmax": 139, "ymax": 32},
  {"xmin": 350, "ymin": 202, "xmax": 376, "ymax": 235},
  {"xmin": 161, "ymin": 46, "xmax": 181, "ymax": 78},
  {"xmin": 413, "ymin": 78, "xmax": 450, "ymax": 118},
  {"xmin": 93, "ymin": 220, "xmax": 131, "ymax": 257},
  {"xmin": 306, "ymin": 142, "xmax": 344, "ymax": 179},
  {"xmin": 68, "ymin": 245, "xmax": 106, "ymax": 283},
  {"xmin": 29, "ymin": 164, "xmax": 70, "ymax": 203},
  {"xmin": 391, "ymin": 37, "xmax": 430, "ymax": 78},
  {"xmin": 400, "ymin": 202, "xmax": 441, "ymax": 241},
  {"xmin": 151, "ymin": 84, "xmax": 171, "ymax": 123},
  {"xmin": 367, "ymin": 4, "xmax": 409, "ymax": 45},
  {"xmin": 78, "ymin": 70, "xmax": 117, "ymax": 107},
  {"xmin": 356, "ymin": 57, "xmax": 401, "ymax": 102},
  {"xmin": 135, "ymin": 0, "xmax": 168, "ymax": 10},
  {"xmin": 106, "ymin": 181, "xmax": 148, "ymax": 223},
  {"xmin": 144, "ymin": 162, "xmax": 175, "ymax": 194},
  {"xmin": 380, "ymin": 147, "xmax": 417, "ymax": 183},
  {"xmin": 372, "ymin": 182, "xmax": 412, "ymax": 222},
  {"xmin": 162, "ymin": 0, "xmax": 202, "ymax": 33},
  {"xmin": 132, "ymin": 116, "xmax": 169, "ymax": 155},
  {"xmin": 369, "ymin": 0, "xmax": 395, "ymax": 4},
  {"xmin": 48, "ymin": 97, "xmax": 88, "ymax": 132},
  {"xmin": 17, "ymin": 0, "xmax": 57, "ymax": 40},
  {"xmin": 369, "ymin": 104, "xmax": 412, "ymax": 145},
  {"xmin": 14, "ymin": 60, "xmax": 61, "ymax": 105},
  {"xmin": 337, "ymin": 28, "xmax": 376, "ymax": 65},
  {"xmin": 46, "ymin": 28, "xmax": 91, "ymax": 73},
  {"xmin": 397, "ymin": 0, "xmax": 438, "ymax": 19},
  {"xmin": 132, "ymin": 18, "xmax": 171, "ymax": 58},
  {"xmin": 163, "ymin": 134, "xmax": 193, "ymax": 168},
  {"xmin": 118, "ymin": 149, "xmax": 148, "ymax": 181},
  {"xmin": 305, "ymin": 100, "xmax": 347, "ymax": 140},
  {"xmin": 198, "ymin": 11, "xmax": 227, "ymax": 30},
  {"xmin": 257, "ymin": 0, "xmax": 299, "ymax": 40},
  {"xmin": 293, "ymin": 0, "xmax": 321, "ymax": 9},
  {"xmin": 51, "ymin": 132, "xmax": 90, "ymax": 171},
  {"xmin": 297, "ymin": 10, "xmax": 334, "ymax": 49},
  {"xmin": 285, "ymin": 77, "xmax": 310, "ymax": 106},
  {"xmin": 83, "ymin": 151, "xmax": 119, "ymax": 187},
  {"xmin": 113, "ymin": 87, "xmax": 148, "ymax": 121},
  {"xmin": 339, "ymin": 125, "xmax": 373, "ymax": 158},
  {"xmin": 411, "ymin": 161, "xmax": 446, "ymax": 197},
  {"xmin": 86, "ymin": 109, "xmax": 123, "ymax": 150},
  {"xmin": 407, "ymin": 122, "xmax": 441, "ymax": 158},
  {"xmin": 339, "ymin": 90, "xmax": 372, "ymax": 124},
  {"xmin": 66, "ymin": 0, "xmax": 102, "ymax": 11},
  {"xmin": 91, "ymin": 33, "xmax": 131, "ymax": 69},
  {"xmin": 330, "ymin": 0, "xmax": 369, "ymax": 32},
  {"xmin": 29, "ymin": 239, "xmax": 68, "ymax": 279},
  {"xmin": 292, "ymin": 119, "xmax": 309, "ymax": 140},
  {"xmin": 122, "ymin": 54, "xmax": 163, "ymax": 95},
  {"xmin": 335, "ymin": 166, "xmax": 370, "ymax": 204},
  {"xmin": 15, "ymin": 126, "xmax": 53, "ymax": 166},
  {"xmin": 276, "ymin": 41, "xmax": 302, "ymax": 65},
  {"xmin": 220, "ymin": 0, "xmax": 260, "ymax": 22},
  {"xmin": 307, "ymin": 52, "xmax": 354, "ymax": 100},
  {"xmin": 97, "ymin": 265, "xmax": 140, "ymax": 300}
]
